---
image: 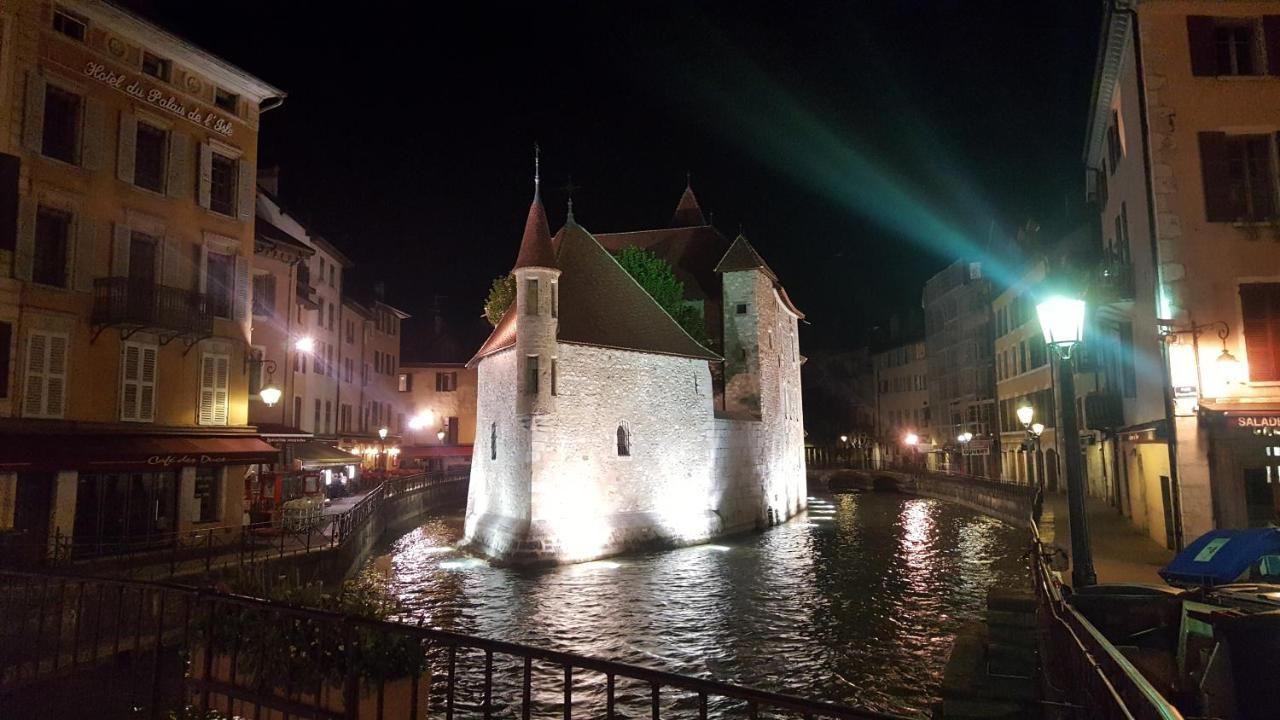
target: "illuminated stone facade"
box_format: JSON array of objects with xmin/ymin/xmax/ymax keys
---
[{"xmin": 464, "ymin": 186, "xmax": 806, "ymax": 564}]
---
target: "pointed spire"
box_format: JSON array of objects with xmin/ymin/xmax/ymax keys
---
[
  {"xmin": 566, "ymin": 196, "xmax": 576, "ymax": 226},
  {"xmin": 513, "ymin": 143, "xmax": 556, "ymax": 270},
  {"xmin": 671, "ymin": 173, "xmax": 707, "ymax": 227}
]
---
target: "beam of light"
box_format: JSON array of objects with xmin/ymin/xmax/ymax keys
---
[{"xmin": 650, "ymin": 24, "xmax": 1029, "ymax": 290}]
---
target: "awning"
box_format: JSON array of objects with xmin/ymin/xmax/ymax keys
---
[
  {"xmin": 293, "ymin": 440, "xmax": 359, "ymax": 468},
  {"xmin": 400, "ymin": 444, "xmax": 474, "ymax": 460},
  {"xmin": 0, "ymin": 433, "xmax": 279, "ymax": 472}
]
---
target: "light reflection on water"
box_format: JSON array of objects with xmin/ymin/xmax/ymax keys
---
[{"xmin": 368, "ymin": 491, "xmax": 1027, "ymax": 718}]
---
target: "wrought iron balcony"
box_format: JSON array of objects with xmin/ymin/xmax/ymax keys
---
[
  {"xmin": 1089, "ymin": 254, "xmax": 1135, "ymax": 307},
  {"xmin": 92, "ymin": 277, "xmax": 213, "ymax": 341}
]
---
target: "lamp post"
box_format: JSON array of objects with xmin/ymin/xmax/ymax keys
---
[
  {"xmin": 1036, "ymin": 294, "xmax": 1097, "ymax": 587},
  {"xmin": 378, "ymin": 426, "xmax": 388, "ymax": 472},
  {"xmin": 1016, "ymin": 405, "xmax": 1046, "ymax": 490}
]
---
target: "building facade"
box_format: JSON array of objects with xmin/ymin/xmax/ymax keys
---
[
  {"xmin": 872, "ymin": 340, "xmax": 929, "ymax": 465},
  {"xmin": 0, "ymin": 0, "xmax": 283, "ymax": 558},
  {"xmin": 464, "ymin": 180, "xmax": 806, "ymax": 564},
  {"xmin": 1085, "ymin": 0, "xmax": 1280, "ymax": 546},
  {"xmin": 396, "ymin": 361, "xmax": 477, "ymax": 470},
  {"xmin": 923, "ymin": 259, "xmax": 999, "ymax": 476}
]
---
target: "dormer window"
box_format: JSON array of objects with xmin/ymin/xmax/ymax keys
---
[
  {"xmin": 142, "ymin": 52, "xmax": 171, "ymax": 82},
  {"xmin": 52, "ymin": 7, "xmax": 87, "ymax": 42},
  {"xmin": 214, "ymin": 87, "xmax": 238, "ymax": 113}
]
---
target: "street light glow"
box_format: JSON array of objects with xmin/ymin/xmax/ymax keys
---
[
  {"xmin": 378, "ymin": 427, "xmax": 388, "ymax": 440},
  {"xmin": 1016, "ymin": 405, "xmax": 1034, "ymax": 427},
  {"xmin": 295, "ymin": 336, "xmax": 316, "ymax": 353},
  {"xmin": 259, "ymin": 384, "xmax": 282, "ymax": 407},
  {"xmin": 1031, "ymin": 422, "xmax": 1045, "ymax": 437},
  {"xmin": 904, "ymin": 432, "xmax": 919, "ymax": 446},
  {"xmin": 1035, "ymin": 295, "xmax": 1086, "ymax": 354}
]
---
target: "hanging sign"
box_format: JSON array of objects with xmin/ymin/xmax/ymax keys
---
[{"xmin": 83, "ymin": 61, "xmax": 235, "ymax": 137}]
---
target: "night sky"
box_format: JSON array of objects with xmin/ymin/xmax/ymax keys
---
[{"xmin": 118, "ymin": 0, "xmax": 1101, "ymax": 357}]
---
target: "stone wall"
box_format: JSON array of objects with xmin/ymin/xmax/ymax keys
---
[{"xmin": 463, "ymin": 347, "xmax": 529, "ymax": 558}]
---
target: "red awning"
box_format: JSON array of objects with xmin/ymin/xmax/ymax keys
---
[
  {"xmin": 0, "ymin": 433, "xmax": 280, "ymax": 473},
  {"xmin": 399, "ymin": 444, "xmax": 474, "ymax": 460}
]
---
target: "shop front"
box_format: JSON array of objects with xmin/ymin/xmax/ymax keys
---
[
  {"xmin": 1202, "ymin": 402, "xmax": 1280, "ymax": 529},
  {"xmin": 0, "ymin": 430, "xmax": 277, "ymax": 560}
]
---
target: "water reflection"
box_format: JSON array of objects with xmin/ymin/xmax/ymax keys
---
[{"xmin": 369, "ymin": 491, "xmax": 1026, "ymax": 718}]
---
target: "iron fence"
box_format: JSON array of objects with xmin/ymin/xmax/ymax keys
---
[
  {"xmin": 1, "ymin": 471, "xmax": 465, "ymax": 583},
  {"xmin": 0, "ymin": 571, "xmax": 902, "ymax": 720},
  {"xmin": 1027, "ymin": 525, "xmax": 1183, "ymax": 720}
]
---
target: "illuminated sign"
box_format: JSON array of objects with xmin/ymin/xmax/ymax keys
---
[
  {"xmin": 83, "ymin": 61, "xmax": 234, "ymax": 137},
  {"xmin": 147, "ymin": 454, "xmax": 229, "ymax": 467},
  {"xmin": 1235, "ymin": 416, "xmax": 1280, "ymax": 429}
]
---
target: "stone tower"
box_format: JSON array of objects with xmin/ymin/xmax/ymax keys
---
[
  {"xmin": 511, "ymin": 162, "xmax": 560, "ymax": 417},
  {"xmin": 716, "ymin": 234, "xmax": 774, "ymax": 417}
]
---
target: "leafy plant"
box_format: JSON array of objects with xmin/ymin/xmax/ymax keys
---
[
  {"xmin": 483, "ymin": 274, "xmax": 516, "ymax": 327},
  {"xmin": 615, "ymin": 246, "xmax": 709, "ymax": 345}
]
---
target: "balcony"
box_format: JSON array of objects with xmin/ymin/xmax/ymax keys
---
[
  {"xmin": 92, "ymin": 278, "xmax": 213, "ymax": 343},
  {"xmin": 1089, "ymin": 254, "xmax": 1135, "ymax": 309}
]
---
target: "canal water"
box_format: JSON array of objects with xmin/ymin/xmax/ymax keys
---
[{"xmin": 367, "ymin": 491, "xmax": 1029, "ymax": 718}]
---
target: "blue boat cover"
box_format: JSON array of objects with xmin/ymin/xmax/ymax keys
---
[{"xmin": 1159, "ymin": 528, "xmax": 1280, "ymax": 587}]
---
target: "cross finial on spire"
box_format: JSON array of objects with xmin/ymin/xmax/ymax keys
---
[
  {"xmin": 567, "ymin": 196, "xmax": 575, "ymax": 224},
  {"xmin": 533, "ymin": 143, "xmax": 541, "ymax": 200}
]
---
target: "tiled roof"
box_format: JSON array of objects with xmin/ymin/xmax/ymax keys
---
[
  {"xmin": 513, "ymin": 195, "xmax": 556, "ymax": 270},
  {"xmin": 714, "ymin": 234, "xmax": 777, "ymax": 280},
  {"xmin": 671, "ymin": 185, "xmax": 706, "ymax": 227},
  {"xmin": 469, "ymin": 221, "xmax": 720, "ymax": 365},
  {"xmin": 594, "ymin": 225, "xmax": 730, "ymax": 301}
]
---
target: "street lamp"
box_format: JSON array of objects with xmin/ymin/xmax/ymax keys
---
[
  {"xmin": 957, "ymin": 432, "xmax": 973, "ymax": 475},
  {"xmin": 1016, "ymin": 405, "xmax": 1034, "ymax": 428},
  {"xmin": 904, "ymin": 432, "xmax": 919, "ymax": 469},
  {"xmin": 378, "ymin": 427, "xmax": 389, "ymax": 471},
  {"xmin": 294, "ymin": 336, "xmax": 316, "ymax": 354},
  {"xmin": 1035, "ymin": 292, "xmax": 1097, "ymax": 587}
]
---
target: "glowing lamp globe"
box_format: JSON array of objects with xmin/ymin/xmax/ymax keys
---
[
  {"xmin": 904, "ymin": 432, "xmax": 919, "ymax": 446},
  {"xmin": 1016, "ymin": 405, "xmax": 1034, "ymax": 427},
  {"xmin": 436, "ymin": 429, "xmax": 447, "ymax": 441},
  {"xmin": 378, "ymin": 427, "xmax": 388, "ymax": 440},
  {"xmin": 259, "ymin": 384, "xmax": 282, "ymax": 407},
  {"xmin": 1036, "ymin": 296, "xmax": 1086, "ymax": 355},
  {"xmin": 1217, "ymin": 349, "xmax": 1241, "ymax": 383},
  {"xmin": 295, "ymin": 336, "xmax": 316, "ymax": 353},
  {"xmin": 1031, "ymin": 422, "xmax": 1045, "ymax": 437}
]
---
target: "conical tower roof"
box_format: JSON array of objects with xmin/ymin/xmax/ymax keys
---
[
  {"xmin": 513, "ymin": 153, "xmax": 556, "ymax": 270},
  {"xmin": 670, "ymin": 179, "xmax": 707, "ymax": 227}
]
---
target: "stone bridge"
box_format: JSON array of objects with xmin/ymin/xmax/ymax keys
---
[{"xmin": 807, "ymin": 466, "xmax": 1033, "ymax": 527}]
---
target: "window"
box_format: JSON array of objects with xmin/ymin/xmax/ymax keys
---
[
  {"xmin": 327, "ymin": 303, "xmax": 334, "ymax": 330},
  {"xmin": 1215, "ymin": 21, "xmax": 1259, "ymax": 76},
  {"xmin": 119, "ymin": 341, "xmax": 157, "ymax": 422},
  {"xmin": 52, "ymin": 7, "xmax": 87, "ymax": 41},
  {"xmin": 398, "ymin": 373, "xmax": 412, "ymax": 392},
  {"xmin": 134, "ymin": 122, "xmax": 167, "ymax": 193},
  {"xmin": 252, "ymin": 273, "xmax": 276, "ymax": 317},
  {"xmin": 193, "ymin": 468, "xmax": 221, "ymax": 523},
  {"xmin": 1241, "ymin": 283, "xmax": 1280, "ymax": 382},
  {"xmin": 33, "ymin": 206, "xmax": 70, "ymax": 288},
  {"xmin": 435, "ymin": 371, "xmax": 457, "ymax": 392},
  {"xmin": 314, "ymin": 398, "xmax": 321, "ymax": 431},
  {"xmin": 293, "ymin": 396, "xmax": 302, "ymax": 427},
  {"xmin": 526, "ymin": 355, "xmax": 539, "ymax": 394},
  {"xmin": 551, "ymin": 281, "xmax": 558, "ymax": 318},
  {"xmin": 214, "ymin": 87, "xmax": 238, "ymax": 113},
  {"xmin": 205, "ymin": 250, "xmax": 234, "ymax": 318},
  {"xmin": 141, "ymin": 52, "xmax": 171, "ymax": 82},
  {"xmin": 1226, "ymin": 135, "xmax": 1276, "ymax": 221},
  {"xmin": 551, "ymin": 359, "xmax": 558, "ymax": 396},
  {"xmin": 42, "ymin": 85, "xmax": 81, "ymax": 164},
  {"xmin": 616, "ymin": 425, "xmax": 631, "ymax": 457},
  {"xmin": 324, "ymin": 401, "xmax": 331, "ymax": 434},
  {"xmin": 525, "ymin": 278, "xmax": 539, "ymax": 315},
  {"xmin": 209, "ymin": 152, "xmax": 237, "ymax": 216},
  {"xmin": 23, "ymin": 330, "xmax": 68, "ymax": 418},
  {"xmin": 490, "ymin": 423, "xmax": 497, "ymax": 460},
  {"xmin": 736, "ymin": 303, "xmax": 748, "ymax": 315},
  {"xmin": 328, "ymin": 265, "xmax": 335, "ymax": 287},
  {"xmin": 1106, "ymin": 110, "xmax": 1122, "ymax": 170},
  {"xmin": 197, "ymin": 353, "xmax": 229, "ymax": 426}
]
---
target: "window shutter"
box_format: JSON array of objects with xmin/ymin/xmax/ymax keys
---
[
  {"xmin": 74, "ymin": 216, "xmax": 96, "ymax": 292},
  {"xmin": 39, "ymin": 333, "xmax": 68, "ymax": 418},
  {"xmin": 112, "ymin": 223, "xmax": 130, "ymax": 277},
  {"xmin": 166, "ymin": 132, "xmax": 190, "ymax": 199},
  {"xmin": 22, "ymin": 71, "xmax": 45, "ymax": 153},
  {"xmin": 139, "ymin": 345, "xmax": 156, "ymax": 421},
  {"xmin": 213, "ymin": 355, "xmax": 229, "ymax": 425},
  {"xmin": 1242, "ymin": 284, "xmax": 1280, "ymax": 382},
  {"xmin": 14, "ymin": 198, "xmax": 35, "ymax": 281},
  {"xmin": 81, "ymin": 97, "xmax": 106, "ymax": 171},
  {"xmin": 197, "ymin": 142, "xmax": 212, "ymax": 209},
  {"xmin": 232, "ymin": 255, "xmax": 250, "ymax": 324},
  {"xmin": 1265, "ymin": 17, "xmax": 1280, "ymax": 76},
  {"xmin": 1187, "ymin": 16, "xmax": 1216, "ymax": 76},
  {"xmin": 23, "ymin": 332, "xmax": 47, "ymax": 417},
  {"xmin": 116, "ymin": 112, "xmax": 136, "ymax": 184},
  {"xmin": 120, "ymin": 342, "xmax": 139, "ymax": 421},
  {"xmin": 198, "ymin": 354, "xmax": 215, "ymax": 425},
  {"xmin": 162, "ymin": 236, "xmax": 182, "ymax": 287},
  {"xmin": 1198, "ymin": 131, "xmax": 1232, "ymax": 222},
  {"xmin": 236, "ymin": 158, "xmax": 254, "ymax": 222}
]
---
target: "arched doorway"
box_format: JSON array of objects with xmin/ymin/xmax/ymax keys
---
[{"xmin": 1045, "ymin": 449, "xmax": 1060, "ymax": 492}]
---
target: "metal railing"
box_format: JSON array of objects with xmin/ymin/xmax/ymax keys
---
[
  {"xmin": 0, "ymin": 570, "xmax": 903, "ymax": 720},
  {"xmin": 3, "ymin": 471, "xmax": 465, "ymax": 582},
  {"xmin": 1028, "ymin": 524, "xmax": 1183, "ymax": 720},
  {"xmin": 92, "ymin": 277, "xmax": 214, "ymax": 337}
]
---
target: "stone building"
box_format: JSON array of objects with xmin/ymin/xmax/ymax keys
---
[
  {"xmin": 396, "ymin": 361, "xmax": 477, "ymax": 471},
  {"xmin": 924, "ymin": 259, "xmax": 999, "ymax": 477},
  {"xmin": 872, "ymin": 339, "xmax": 930, "ymax": 465},
  {"xmin": 1085, "ymin": 0, "xmax": 1280, "ymax": 546},
  {"xmin": 464, "ymin": 176, "xmax": 806, "ymax": 564},
  {"xmin": 0, "ymin": 0, "xmax": 283, "ymax": 559}
]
